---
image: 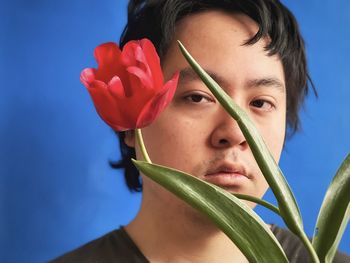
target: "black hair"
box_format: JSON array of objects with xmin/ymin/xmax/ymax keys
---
[{"xmin": 110, "ymin": 0, "xmax": 316, "ymax": 192}]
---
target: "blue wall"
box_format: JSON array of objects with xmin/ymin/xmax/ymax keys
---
[{"xmin": 0, "ymin": 0, "xmax": 349, "ymax": 262}]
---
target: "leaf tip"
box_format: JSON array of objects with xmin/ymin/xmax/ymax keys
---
[{"xmin": 131, "ymin": 158, "xmax": 139, "ymax": 165}]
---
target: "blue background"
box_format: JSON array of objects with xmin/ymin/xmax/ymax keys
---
[{"xmin": 1, "ymin": 0, "xmax": 349, "ymax": 262}]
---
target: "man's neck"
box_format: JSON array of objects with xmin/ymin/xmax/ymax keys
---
[{"xmin": 124, "ymin": 193, "xmax": 248, "ymax": 263}]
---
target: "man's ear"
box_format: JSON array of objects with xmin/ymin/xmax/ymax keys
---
[{"xmin": 124, "ymin": 130, "xmax": 135, "ymax": 147}]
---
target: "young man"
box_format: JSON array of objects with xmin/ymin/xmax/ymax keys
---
[{"xmin": 53, "ymin": 0, "xmax": 349, "ymax": 262}]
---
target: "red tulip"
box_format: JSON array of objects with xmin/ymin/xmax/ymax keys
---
[{"xmin": 80, "ymin": 39, "xmax": 179, "ymax": 131}]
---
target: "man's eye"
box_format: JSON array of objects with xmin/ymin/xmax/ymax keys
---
[
  {"xmin": 184, "ymin": 94, "xmax": 212, "ymax": 104},
  {"xmin": 250, "ymin": 99, "xmax": 274, "ymax": 111}
]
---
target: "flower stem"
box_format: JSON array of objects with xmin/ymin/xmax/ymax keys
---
[{"xmin": 135, "ymin": 128, "xmax": 152, "ymax": 163}]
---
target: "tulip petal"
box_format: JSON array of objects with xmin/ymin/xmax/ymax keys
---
[
  {"xmin": 137, "ymin": 71, "xmax": 179, "ymax": 127},
  {"xmin": 159, "ymin": 71, "xmax": 180, "ymax": 107},
  {"xmin": 94, "ymin": 42, "xmax": 128, "ymax": 84},
  {"xmin": 80, "ymin": 68, "xmax": 96, "ymax": 87},
  {"xmin": 121, "ymin": 41, "xmax": 138, "ymax": 67},
  {"xmin": 85, "ymin": 79, "xmax": 107, "ymax": 91},
  {"xmin": 122, "ymin": 41, "xmax": 153, "ymax": 81},
  {"xmin": 141, "ymin": 39, "xmax": 163, "ymax": 89},
  {"xmin": 108, "ymin": 76, "xmax": 127, "ymax": 99},
  {"xmin": 134, "ymin": 45, "xmax": 151, "ymax": 72},
  {"xmin": 85, "ymin": 81, "xmax": 131, "ymax": 130},
  {"xmin": 127, "ymin": 66, "xmax": 153, "ymax": 90},
  {"xmin": 94, "ymin": 42, "xmax": 121, "ymax": 67}
]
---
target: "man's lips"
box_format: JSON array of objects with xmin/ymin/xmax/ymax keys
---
[
  {"xmin": 204, "ymin": 172, "xmax": 249, "ymax": 187},
  {"xmin": 204, "ymin": 163, "xmax": 250, "ymax": 187}
]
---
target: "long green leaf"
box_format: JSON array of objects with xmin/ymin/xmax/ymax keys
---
[
  {"xmin": 177, "ymin": 40, "xmax": 303, "ymax": 236},
  {"xmin": 232, "ymin": 193, "xmax": 280, "ymax": 216},
  {"xmin": 133, "ymin": 159, "xmax": 289, "ymax": 263},
  {"xmin": 312, "ymin": 154, "xmax": 350, "ymax": 263}
]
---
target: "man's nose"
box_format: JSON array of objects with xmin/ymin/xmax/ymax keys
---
[{"xmin": 210, "ymin": 109, "xmax": 248, "ymax": 150}]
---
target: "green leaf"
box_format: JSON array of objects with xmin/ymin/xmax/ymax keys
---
[
  {"xmin": 177, "ymin": 40, "xmax": 303, "ymax": 237},
  {"xmin": 133, "ymin": 159, "xmax": 289, "ymax": 263},
  {"xmin": 232, "ymin": 193, "xmax": 280, "ymax": 216},
  {"xmin": 312, "ymin": 154, "xmax": 350, "ymax": 263}
]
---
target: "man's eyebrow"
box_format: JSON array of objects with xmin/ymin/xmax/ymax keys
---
[
  {"xmin": 246, "ymin": 78, "xmax": 285, "ymax": 93},
  {"xmin": 179, "ymin": 67, "xmax": 285, "ymax": 93},
  {"xmin": 179, "ymin": 67, "xmax": 230, "ymax": 87}
]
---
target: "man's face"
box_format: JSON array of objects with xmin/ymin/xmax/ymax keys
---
[{"xmin": 127, "ymin": 11, "xmax": 286, "ymax": 210}]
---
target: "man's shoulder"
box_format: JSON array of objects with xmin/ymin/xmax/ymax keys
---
[
  {"xmin": 49, "ymin": 227, "xmax": 148, "ymax": 263},
  {"xmin": 271, "ymin": 224, "xmax": 349, "ymax": 263}
]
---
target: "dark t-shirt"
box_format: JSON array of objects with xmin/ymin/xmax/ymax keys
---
[{"xmin": 50, "ymin": 225, "xmax": 349, "ymax": 263}]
